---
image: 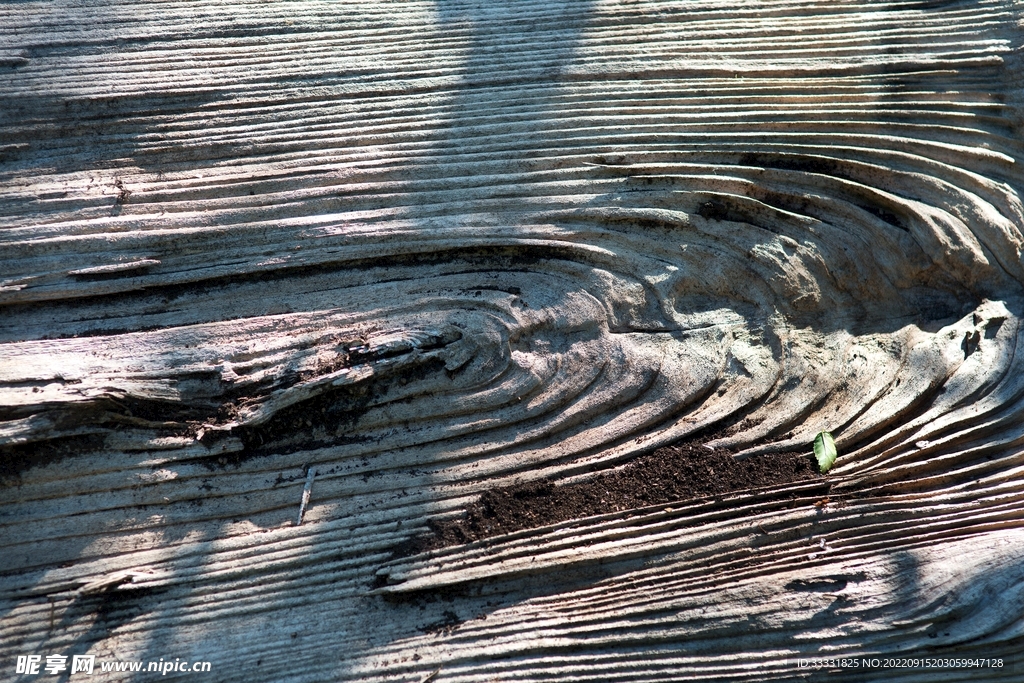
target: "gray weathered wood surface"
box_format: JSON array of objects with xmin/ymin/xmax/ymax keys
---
[{"xmin": 3, "ymin": 1, "xmax": 1024, "ymax": 680}]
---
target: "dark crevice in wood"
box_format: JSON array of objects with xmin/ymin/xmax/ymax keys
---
[
  {"xmin": 200, "ymin": 355, "xmax": 449, "ymax": 466},
  {"xmin": 1, "ymin": 434, "xmax": 107, "ymax": 485}
]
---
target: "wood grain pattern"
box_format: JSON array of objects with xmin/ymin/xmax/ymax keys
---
[{"xmin": 3, "ymin": 1, "xmax": 1024, "ymax": 680}]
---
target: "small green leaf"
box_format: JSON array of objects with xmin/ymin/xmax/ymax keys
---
[{"xmin": 813, "ymin": 431, "xmax": 838, "ymax": 474}]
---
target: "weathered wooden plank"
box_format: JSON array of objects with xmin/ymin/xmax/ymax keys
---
[{"xmin": 3, "ymin": 0, "xmax": 1024, "ymax": 681}]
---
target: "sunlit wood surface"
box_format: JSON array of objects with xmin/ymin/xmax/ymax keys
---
[{"xmin": 3, "ymin": 1, "xmax": 1024, "ymax": 680}]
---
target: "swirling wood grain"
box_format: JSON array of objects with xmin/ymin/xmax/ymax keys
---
[{"xmin": 2, "ymin": 1, "xmax": 1024, "ymax": 681}]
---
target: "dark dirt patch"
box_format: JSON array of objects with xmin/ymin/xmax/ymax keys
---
[{"xmin": 409, "ymin": 440, "xmax": 821, "ymax": 553}]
